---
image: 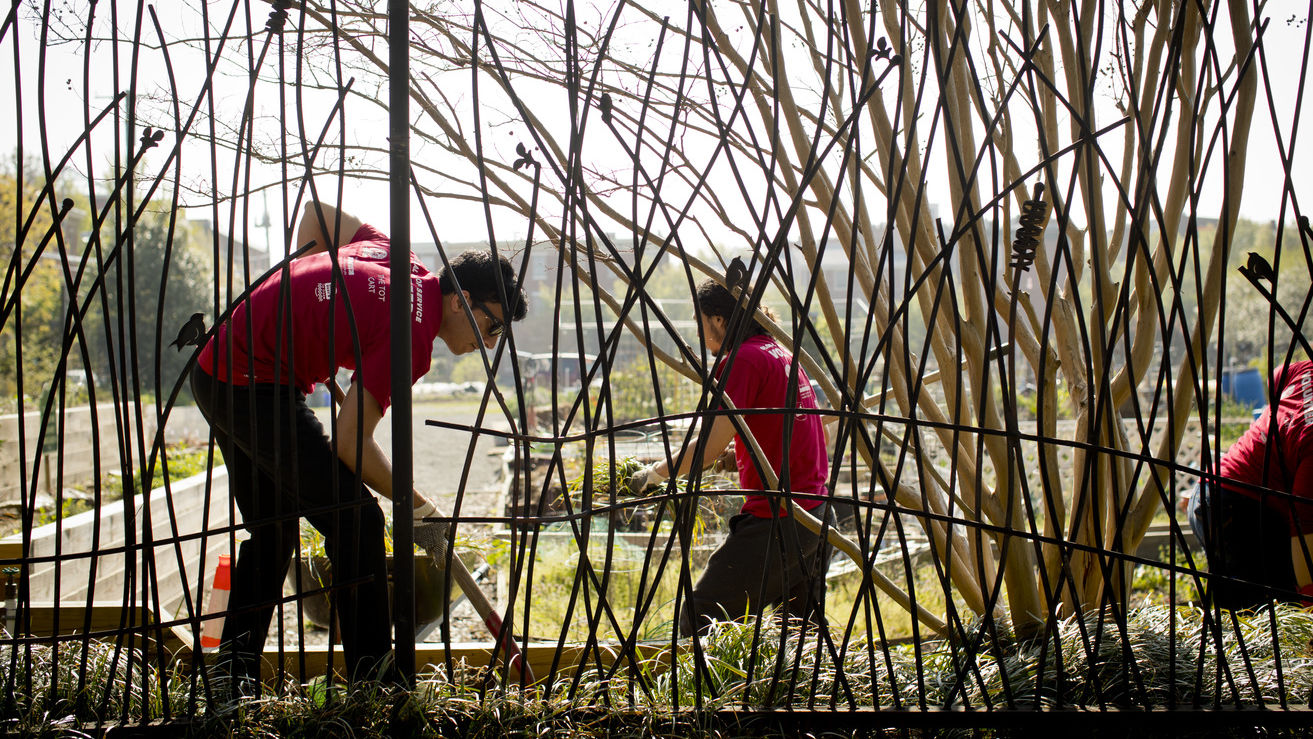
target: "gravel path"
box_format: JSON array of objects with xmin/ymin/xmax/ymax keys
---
[
  {"xmin": 313, "ymin": 397, "xmax": 511, "ymax": 518},
  {"xmin": 378, "ymin": 398, "xmax": 511, "ymax": 518}
]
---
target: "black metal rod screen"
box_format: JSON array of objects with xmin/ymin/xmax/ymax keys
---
[{"xmin": 0, "ymin": 0, "xmax": 1311, "ymax": 733}]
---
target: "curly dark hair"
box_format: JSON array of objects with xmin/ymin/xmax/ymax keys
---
[
  {"xmin": 695, "ymin": 278, "xmax": 775, "ymax": 341},
  {"xmin": 437, "ymin": 249, "xmax": 529, "ymax": 321}
]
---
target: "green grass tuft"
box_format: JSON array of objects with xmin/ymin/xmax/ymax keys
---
[{"xmin": 5, "ymin": 606, "xmax": 1313, "ymax": 736}]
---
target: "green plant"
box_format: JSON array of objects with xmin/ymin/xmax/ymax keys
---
[
  {"xmin": 1014, "ymin": 377, "xmax": 1077, "ymax": 422},
  {"xmin": 1131, "ymin": 545, "xmax": 1203, "ymax": 607},
  {"xmin": 105, "ymin": 444, "xmax": 220, "ymax": 501},
  {"xmin": 826, "ymin": 551, "xmax": 973, "ymax": 643},
  {"xmin": 162, "ymin": 444, "xmax": 216, "ymax": 481},
  {"xmin": 562, "ymin": 456, "xmax": 737, "ymax": 543},
  {"xmin": 602, "ymin": 358, "xmax": 702, "ymax": 425},
  {"xmin": 566, "ymin": 455, "xmax": 645, "ymax": 499},
  {"xmin": 511, "ymin": 529, "xmax": 687, "ymax": 643},
  {"xmin": 449, "ymin": 354, "xmax": 488, "ymax": 385},
  {"xmin": 19, "ymin": 444, "xmax": 222, "ymax": 534},
  {"xmin": 6, "ymin": 606, "xmax": 1313, "ymax": 734},
  {"xmin": 0, "ymin": 639, "xmax": 192, "ymax": 732},
  {"xmin": 34, "ymin": 496, "xmax": 93, "ymax": 527},
  {"xmin": 296, "ymin": 512, "xmax": 488, "ymax": 580}
]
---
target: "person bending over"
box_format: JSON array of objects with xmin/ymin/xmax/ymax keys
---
[
  {"xmin": 192, "ymin": 201, "xmax": 526, "ymax": 689},
  {"xmin": 1189, "ymin": 359, "xmax": 1313, "ymax": 610}
]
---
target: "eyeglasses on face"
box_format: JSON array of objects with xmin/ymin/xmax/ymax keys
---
[{"xmin": 473, "ymin": 301, "xmax": 505, "ymax": 338}]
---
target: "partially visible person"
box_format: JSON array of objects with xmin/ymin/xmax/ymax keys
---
[
  {"xmin": 627, "ymin": 278, "xmax": 833, "ymax": 636},
  {"xmin": 1189, "ymin": 359, "xmax": 1313, "ymax": 610},
  {"xmin": 193, "ymin": 201, "xmax": 527, "ymax": 692}
]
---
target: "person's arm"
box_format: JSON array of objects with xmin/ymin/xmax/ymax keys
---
[
  {"xmin": 652, "ymin": 415, "xmax": 737, "ymax": 479},
  {"xmin": 1289, "ymin": 454, "xmax": 1313, "ymax": 598},
  {"xmin": 333, "ymin": 378, "xmax": 433, "ymax": 512},
  {"xmin": 1292, "ymin": 533, "xmax": 1313, "ymax": 591},
  {"xmin": 295, "ymin": 201, "xmax": 364, "ymax": 257}
]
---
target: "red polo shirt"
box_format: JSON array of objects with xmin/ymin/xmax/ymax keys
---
[
  {"xmin": 1219, "ymin": 360, "xmax": 1313, "ymax": 535},
  {"xmin": 715, "ymin": 334, "xmax": 830, "ymax": 517},
  {"xmin": 198, "ymin": 224, "xmax": 442, "ymax": 411}
]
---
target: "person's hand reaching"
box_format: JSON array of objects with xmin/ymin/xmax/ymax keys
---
[
  {"xmin": 412, "ymin": 497, "xmax": 449, "ymax": 560},
  {"xmin": 624, "ymin": 464, "xmax": 667, "ymax": 496}
]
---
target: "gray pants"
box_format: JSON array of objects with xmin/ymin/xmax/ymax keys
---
[
  {"xmin": 1188, "ymin": 481, "xmax": 1298, "ymax": 609},
  {"xmin": 679, "ymin": 503, "xmax": 834, "ymax": 636}
]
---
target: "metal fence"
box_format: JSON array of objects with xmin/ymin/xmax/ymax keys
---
[{"xmin": 2, "ymin": 0, "xmax": 1312, "ymax": 733}]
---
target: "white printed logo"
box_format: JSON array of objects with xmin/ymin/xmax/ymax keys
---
[
  {"xmin": 799, "ymin": 380, "xmax": 816, "ymax": 404},
  {"xmin": 1301, "ymin": 374, "xmax": 1312, "ymax": 427},
  {"xmin": 315, "ymin": 282, "xmax": 334, "ymax": 302}
]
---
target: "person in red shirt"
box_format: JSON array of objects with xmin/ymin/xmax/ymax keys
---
[
  {"xmin": 192, "ymin": 202, "xmax": 526, "ymax": 691},
  {"xmin": 1189, "ymin": 360, "xmax": 1313, "ymax": 610},
  {"xmin": 628, "ymin": 278, "xmax": 833, "ymax": 636}
]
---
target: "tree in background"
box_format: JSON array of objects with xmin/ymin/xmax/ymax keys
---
[
  {"xmin": 2, "ymin": 151, "xmax": 212, "ymax": 424},
  {"xmin": 84, "ymin": 197, "xmax": 211, "ymax": 406},
  {"xmin": 0, "ymin": 158, "xmax": 88, "ymax": 408},
  {"xmin": 30, "ymin": 0, "xmax": 1313, "ymax": 641},
  {"xmin": 1220, "ymin": 220, "xmax": 1312, "ymax": 368},
  {"xmin": 237, "ymin": 0, "xmax": 1286, "ymax": 638}
]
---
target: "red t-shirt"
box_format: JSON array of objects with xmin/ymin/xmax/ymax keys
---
[
  {"xmin": 1219, "ymin": 360, "xmax": 1313, "ymax": 535},
  {"xmin": 198, "ymin": 224, "xmax": 442, "ymax": 411},
  {"xmin": 714, "ymin": 334, "xmax": 829, "ymax": 517}
]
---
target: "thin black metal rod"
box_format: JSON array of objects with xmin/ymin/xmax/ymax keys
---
[{"xmin": 389, "ymin": 0, "xmax": 416, "ymax": 686}]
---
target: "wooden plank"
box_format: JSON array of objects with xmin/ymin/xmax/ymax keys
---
[
  {"xmin": 8, "ymin": 600, "xmax": 187, "ymax": 654},
  {"xmin": 171, "ymin": 640, "xmax": 673, "ymax": 685},
  {"xmin": 1135, "ymin": 523, "xmax": 1199, "ymax": 560},
  {"xmin": 14, "ymin": 600, "xmax": 157, "ymax": 638}
]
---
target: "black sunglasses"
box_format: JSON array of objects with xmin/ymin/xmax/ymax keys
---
[{"xmin": 473, "ymin": 301, "xmax": 505, "ymax": 338}]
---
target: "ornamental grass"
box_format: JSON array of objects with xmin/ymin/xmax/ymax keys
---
[{"xmin": 1, "ymin": 605, "xmax": 1311, "ymax": 737}]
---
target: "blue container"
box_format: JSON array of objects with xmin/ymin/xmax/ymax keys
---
[{"xmin": 1222, "ymin": 368, "xmax": 1266, "ymax": 409}]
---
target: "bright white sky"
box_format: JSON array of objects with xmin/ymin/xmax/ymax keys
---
[{"xmin": 1, "ymin": 2, "xmax": 1309, "ymax": 258}]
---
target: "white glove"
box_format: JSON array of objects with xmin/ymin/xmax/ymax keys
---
[
  {"xmin": 625, "ymin": 463, "xmax": 667, "ymax": 495},
  {"xmin": 413, "ymin": 498, "xmax": 439, "ymax": 521}
]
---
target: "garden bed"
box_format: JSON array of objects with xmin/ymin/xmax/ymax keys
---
[{"xmin": 5, "ymin": 605, "xmax": 1313, "ymax": 737}]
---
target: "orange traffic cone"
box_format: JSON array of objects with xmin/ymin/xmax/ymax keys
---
[{"xmin": 200, "ymin": 554, "xmax": 231, "ymax": 650}]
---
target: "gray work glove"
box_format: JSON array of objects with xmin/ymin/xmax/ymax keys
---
[
  {"xmin": 414, "ymin": 521, "xmax": 451, "ymax": 562},
  {"xmin": 624, "ymin": 463, "xmax": 667, "ymax": 496},
  {"xmin": 411, "ymin": 498, "xmax": 450, "ymax": 562}
]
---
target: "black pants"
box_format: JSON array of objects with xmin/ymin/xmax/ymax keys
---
[
  {"xmin": 1188, "ymin": 481, "xmax": 1296, "ymax": 611},
  {"xmin": 680, "ymin": 503, "xmax": 834, "ymax": 636},
  {"xmin": 191, "ymin": 366, "xmax": 392, "ymax": 684}
]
